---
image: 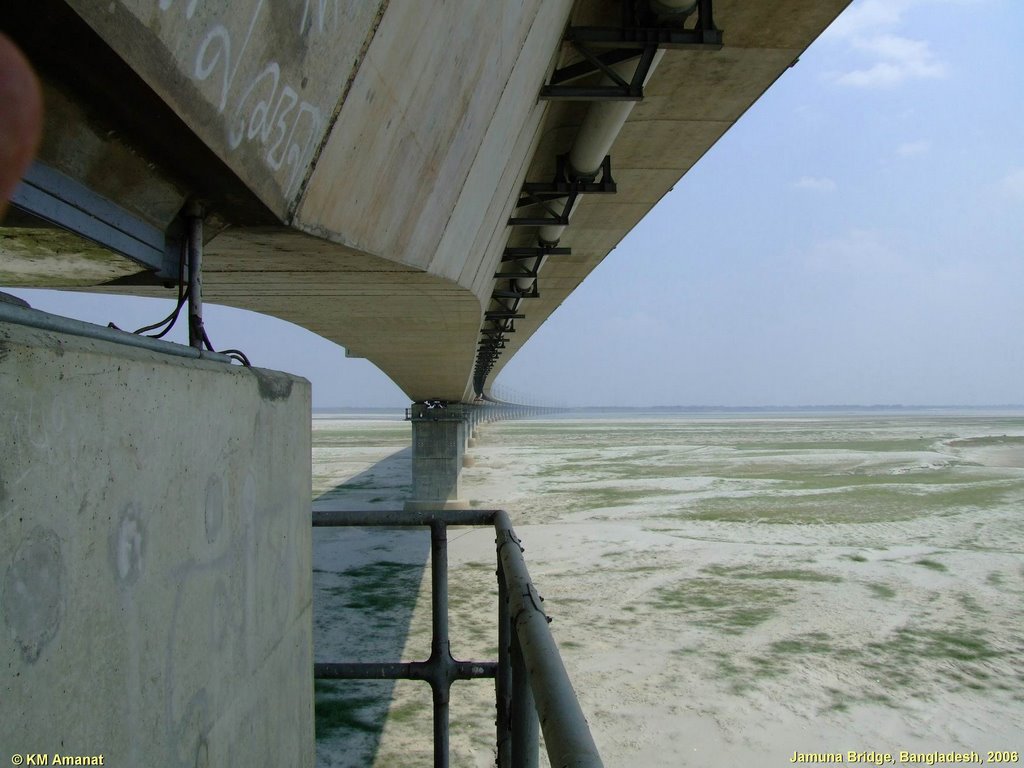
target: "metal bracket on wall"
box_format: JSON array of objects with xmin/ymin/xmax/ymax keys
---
[
  {"xmin": 492, "ymin": 283, "xmax": 539, "ymax": 300},
  {"xmin": 482, "ymin": 323, "xmax": 515, "ymax": 335},
  {"xmin": 485, "ymin": 310, "xmax": 526, "ymax": 321},
  {"xmin": 520, "ymin": 155, "xmax": 617, "ymax": 203},
  {"xmin": 475, "ymin": 314, "xmax": 519, "ymax": 390},
  {"xmin": 540, "ymin": 0, "xmax": 721, "ymax": 101},
  {"xmin": 10, "ymin": 161, "xmax": 183, "ymax": 281},
  {"xmin": 508, "ymin": 155, "xmax": 616, "ymax": 227},
  {"xmin": 499, "ymin": 245, "xmax": 571, "ymax": 264}
]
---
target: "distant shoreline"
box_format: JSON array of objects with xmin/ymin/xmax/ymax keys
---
[{"xmin": 313, "ymin": 404, "xmax": 1024, "ymax": 416}]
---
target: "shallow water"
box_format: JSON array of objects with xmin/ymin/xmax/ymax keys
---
[{"xmin": 314, "ymin": 412, "xmax": 1024, "ymax": 767}]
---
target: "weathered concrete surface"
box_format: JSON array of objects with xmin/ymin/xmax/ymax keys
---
[
  {"xmin": 66, "ymin": 0, "xmax": 390, "ymax": 218},
  {"xmin": 2, "ymin": 0, "xmax": 851, "ymax": 402},
  {"xmin": 405, "ymin": 404, "xmax": 472, "ymax": 511},
  {"xmin": 198, "ymin": 227, "xmax": 486, "ymax": 402},
  {"xmin": 0, "ymin": 320, "xmax": 314, "ymax": 767},
  {"xmin": 295, "ymin": 0, "xmax": 571, "ymax": 290}
]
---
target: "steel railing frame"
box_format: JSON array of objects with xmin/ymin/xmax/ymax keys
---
[{"xmin": 312, "ymin": 509, "xmax": 603, "ymax": 768}]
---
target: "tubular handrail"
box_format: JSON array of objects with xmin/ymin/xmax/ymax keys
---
[
  {"xmin": 312, "ymin": 508, "xmax": 604, "ymax": 768},
  {"xmin": 494, "ymin": 511, "xmax": 603, "ymax": 768}
]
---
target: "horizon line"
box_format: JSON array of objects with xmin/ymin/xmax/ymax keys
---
[{"xmin": 312, "ymin": 403, "xmax": 1024, "ymax": 412}]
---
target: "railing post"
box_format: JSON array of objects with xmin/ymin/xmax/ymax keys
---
[
  {"xmin": 313, "ymin": 509, "xmax": 600, "ymax": 768},
  {"xmin": 430, "ymin": 520, "xmax": 450, "ymax": 768}
]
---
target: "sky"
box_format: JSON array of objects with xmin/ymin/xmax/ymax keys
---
[{"xmin": 8, "ymin": 0, "xmax": 1024, "ymax": 408}]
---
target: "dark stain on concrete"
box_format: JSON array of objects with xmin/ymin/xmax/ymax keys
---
[
  {"xmin": 175, "ymin": 688, "xmax": 210, "ymax": 768},
  {"xmin": 2, "ymin": 526, "xmax": 65, "ymax": 663},
  {"xmin": 253, "ymin": 369, "xmax": 294, "ymax": 402}
]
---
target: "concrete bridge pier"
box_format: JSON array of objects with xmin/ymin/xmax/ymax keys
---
[
  {"xmin": 467, "ymin": 409, "xmax": 480, "ymax": 449},
  {"xmin": 405, "ymin": 403, "xmax": 473, "ymax": 511}
]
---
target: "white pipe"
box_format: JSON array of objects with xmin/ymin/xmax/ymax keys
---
[
  {"xmin": 650, "ymin": 0, "xmax": 699, "ymax": 19},
  {"xmin": 514, "ymin": 49, "xmax": 667, "ymax": 292},
  {"xmin": 536, "ymin": 50, "xmax": 666, "ymax": 249}
]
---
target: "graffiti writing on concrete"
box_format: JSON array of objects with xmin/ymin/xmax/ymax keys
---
[
  {"xmin": 299, "ymin": 0, "xmax": 341, "ymax": 36},
  {"xmin": 158, "ymin": 0, "xmax": 327, "ymax": 202}
]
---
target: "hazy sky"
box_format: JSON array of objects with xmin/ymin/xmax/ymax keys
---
[{"xmin": 10, "ymin": 0, "xmax": 1024, "ymax": 408}]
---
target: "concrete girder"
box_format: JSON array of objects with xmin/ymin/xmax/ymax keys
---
[{"xmin": 1, "ymin": 0, "xmax": 852, "ymax": 402}]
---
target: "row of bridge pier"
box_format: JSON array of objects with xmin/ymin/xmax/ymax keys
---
[{"xmin": 404, "ymin": 400, "xmax": 561, "ymax": 511}]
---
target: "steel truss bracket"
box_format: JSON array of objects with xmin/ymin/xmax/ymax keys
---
[
  {"xmin": 484, "ymin": 318, "xmax": 516, "ymax": 335},
  {"xmin": 500, "ymin": 245, "xmax": 571, "ymax": 264},
  {"xmin": 540, "ymin": 0, "xmax": 721, "ymax": 101},
  {"xmin": 541, "ymin": 40, "xmax": 656, "ymax": 102},
  {"xmin": 494, "ymin": 266, "xmax": 538, "ymax": 280},
  {"xmin": 492, "ymin": 281, "xmax": 539, "ymax": 301},
  {"xmin": 10, "ymin": 161, "xmax": 184, "ymax": 282},
  {"xmin": 507, "ymin": 193, "xmax": 572, "ymax": 227},
  {"xmin": 519, "ymin": 155, "xmax": 617, "ymax": 204},
  {"xmin": 509, "ymin": 155, "xmax": 616, "ymax": 227}
]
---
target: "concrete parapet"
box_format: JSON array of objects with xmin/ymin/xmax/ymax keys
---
[{"xmin": 0, "ymin": 320, "xmax": 314, "ymax": 766}]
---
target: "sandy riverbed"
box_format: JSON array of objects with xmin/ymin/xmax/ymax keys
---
[{"xmin": 313, "ymin": 413, "xmax": 1024, "ymax": 767}]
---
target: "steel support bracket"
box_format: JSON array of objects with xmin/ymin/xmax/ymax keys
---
[
  {"xmin": 539, "ymin": 0, "xmax": 721, "ymax": 101},
  {"xmin": 500, "ymin": 245, "xmax": 571, "ymax": 263},
  {"xmin": 508, "ymin": 195, "xmax": 573, "ymax": 227},
  {"xmin": 9, "ymin": 161, "xmax": 184, "ymax": 281},
  {"xmin": 509, "ymin": 155, "xmax": 616, "ymax": 227},
  {"xmin": 518, "ymin": 155, "xmax": 617, "ymax": 204},
  {"xmin": 541, "ymin": 40, "xmax": 657, "ymax": 101},
  {"xmin": 492, "ymin": 282, "xmax": 539, "ymax": 301}
]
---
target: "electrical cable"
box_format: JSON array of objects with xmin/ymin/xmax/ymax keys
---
[
  {"xmin": 138, "ymin": 237, "xmax": 189, "ymax": 338},
  {"xmin": 135, "ymin": 286, "xmax": 189, "ymax": 338},
  {"xmin": 105, "ymin": 223, "xmax": 250, "ymax": 366},
  {"xmin": 200, "ymin": 326, "xmax": 250, "ymax": 367},
  {"xmin": 220, "ymin": 349, "xmax": 252, "ymax": 367}
]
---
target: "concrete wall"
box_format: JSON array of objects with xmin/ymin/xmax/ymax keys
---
[
  {"xmin": 0, "ymin": 321, "xmax": 314, "ymax": 767},
  {"xmin": 296, "ymin": 0, "xmax": 572, "ymax": 290},
  {"xmin": 66, "ymin": 0, "xmax": 573, "ymax": 282},
  {"xmin": 67, "ymin": 0, "xmax": 389, "ymax": 218}
]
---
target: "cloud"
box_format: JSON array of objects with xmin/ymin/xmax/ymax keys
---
[
  {"xmin": 896, "ymin": 140, "xmax": 930, "ymax": 156},
  {"xmin": 825, "ymin": 0, "xmax": 907, "ymax": 39},
  {"xmin": 837, "ymin": 35, "xmax": 945, "ymax": 88},
  {"xmin": 795, "ymin": 176, "xmax": 837, "ymax": 191},
  {"xmin": 824, "ymin": 2, "xmax": 948, "ymax": 88},
  {"xmin": 826, "ymin": 0, "xmax": 988, "ymax": 41}
]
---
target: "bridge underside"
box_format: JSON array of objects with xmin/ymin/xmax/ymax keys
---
[{"xmin": 1, "ymin": 0, "xmax": 851, "ymax": 402}]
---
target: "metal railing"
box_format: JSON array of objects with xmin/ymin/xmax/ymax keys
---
[{"xmin": 312, "ymin": 509, "xmax": 603, "ymax": 768}]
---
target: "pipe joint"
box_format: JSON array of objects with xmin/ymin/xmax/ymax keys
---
[{"xmin": 649, "ymin": 0, "xmax": 698, "ymax": 21}]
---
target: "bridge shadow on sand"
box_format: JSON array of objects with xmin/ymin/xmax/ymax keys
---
[{"xmin": 311, "ymin": 446, "xmax": 432, "ymax": 767}]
